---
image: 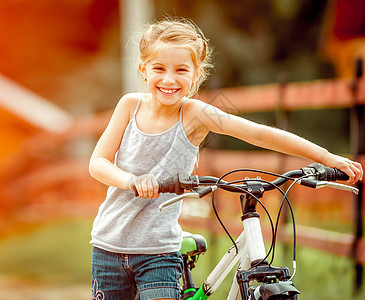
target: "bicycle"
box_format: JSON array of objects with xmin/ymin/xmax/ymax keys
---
[{"xmin": 156, "ymin": 163, "xmax": 359, "ymax": 300}]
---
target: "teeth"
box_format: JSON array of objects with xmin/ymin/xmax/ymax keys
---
[{"xmin": 159, "ymin": 88, "xmax": 178, "ymax": 94}]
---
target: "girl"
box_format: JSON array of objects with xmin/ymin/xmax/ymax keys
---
[{"xmin": 89, "ymin": 18, "xmax": 363, "ymax": 300}]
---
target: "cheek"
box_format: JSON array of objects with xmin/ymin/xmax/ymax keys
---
[
  {"xmin": 146, "ymin": 74, "xmax": 159, "ymax": 85},
  {"xmin": 181, "ymin": 74, "xmax": 195, "ymax": 86}
]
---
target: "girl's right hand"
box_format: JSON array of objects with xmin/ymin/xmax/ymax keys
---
[
  {"xmin": 322, "ymin": 153, "xmax": 363, "ymax": 184},
  {"xmin": 128, "ymin": 174, "xmax": 160, "ymax": 199}
]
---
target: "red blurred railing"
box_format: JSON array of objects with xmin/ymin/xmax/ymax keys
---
[{"xmin": 0, "ymin": 77, "xmax": 364, "ymax": 262}]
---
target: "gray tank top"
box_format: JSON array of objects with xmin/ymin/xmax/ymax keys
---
[{"xmin": 90, "ymin": 93, "xmax": 199, "ymax": 254}]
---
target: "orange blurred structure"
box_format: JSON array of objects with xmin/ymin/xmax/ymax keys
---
[
  {"xmin": 0, "ymin": 0, "xmax": 364, "ymax": 270},
  {"xmin": 321, "ymin": 0, "xmax": 365, "ymax": 78},
  {"xmin": 0, "ymin": 74, "xmax": 364, "ymax": 264},
  {"xmin": 0, "ymin": 74, "xmax": 106, "ymax": 234}
]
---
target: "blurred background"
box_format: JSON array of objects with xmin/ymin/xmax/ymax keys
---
[{"xmin": 0, "ymin": 0, "xmax": 364, "ymax": 299}]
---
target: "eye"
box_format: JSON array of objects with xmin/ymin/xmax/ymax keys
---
[
  {"xmin": 177, "ymin": 68, "xmax": 189, "ymax": 73},
  {"xmin": 152, "ymin": 66, "xmax": 164, "ymax": 71}
]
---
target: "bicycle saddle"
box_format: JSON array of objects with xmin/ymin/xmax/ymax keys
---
[{"xmin": 180, "ymin": 231, "xmax": 207, "ymax": 256}]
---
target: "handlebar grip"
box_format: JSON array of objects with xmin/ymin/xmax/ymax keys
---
[
  {"xmin": 322, "ymin": 166, "xmax": 349, "ymax": 181},
  {"xmin": 133, "ymin": 175, "xmax": 184, "ymax": 197},
  {"xmin": 333, "ymin": 168, "xmax": 349, "ymax": 181},
  {"xmin": 307, "ymin": 163, "xmax": 349, "ymax": 181},
  {"xmin": 159, "ymin": 175, "xmax": 185, "ymax": 195},
  {"xmin": 308, "ymin": 163, "xmax": 349, "ymax": 181}
]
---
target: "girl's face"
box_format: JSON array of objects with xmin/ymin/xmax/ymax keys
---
[{"xmin": 140, "ymin": 45, "xmax": 199, "ymax": 106}]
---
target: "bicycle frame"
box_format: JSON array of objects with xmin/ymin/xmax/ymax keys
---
[
  {"xmin": 183, "ymin": 190, "xmax": 295, "ymax": 300},
  {"xmin": 185, "ymin": 230, "xmax": 247, "ymax": 299},
  {"xmin": 163, "ymin": 164, "xmax": 358, "ymax": 299},
  {"xmin": 187, "ymin": 223, "xmax": 257, "ymax": 299}
]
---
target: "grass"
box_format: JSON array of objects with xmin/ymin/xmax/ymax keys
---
[
  {"xmin": 189, "ymin": 231, "xmax": 365, "ymax": 299},
  {"xmin": 0, "ymin": 219, "xmax": 364, "ymax": 299},
  {"xmin": 0, "ymin": 218, "xmax": 93, "ymax": 284}
]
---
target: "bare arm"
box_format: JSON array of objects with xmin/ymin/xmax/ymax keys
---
[
  {"xmin": 192, "ymin": 101, "xmax": 363, "ymax": 183},
  {"xmin": 89, "ymin": 94, "xmax": 136, "ymax": 190},
  {"xmin": 89, "ymin": 93, "xmax": 160, "ymax": 198}
]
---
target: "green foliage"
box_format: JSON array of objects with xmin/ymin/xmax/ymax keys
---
[
  {"xmin": 208, "ymin": 108, "xmax": 350, "ymax": 154},
  {"xmin": 155, "ymin": 0, "xmax": 334, "ymax": 88},
  {"xmin": 0, "ymin": 220, "xmax": 364, "ymax": 299},
  {"xmin": 186, "ymin": 231, "xmax": 365, "ymax": 300},
  {"xmin": 0, "ymin": 218, "xmax": 93, "ymax": 284}
]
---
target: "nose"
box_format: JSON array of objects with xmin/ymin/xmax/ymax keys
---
[{"xmin": 162, "ymin": 72, "xmax": 175, "ymax": 84}]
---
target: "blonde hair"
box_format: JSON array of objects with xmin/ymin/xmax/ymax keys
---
[{"xmin": 139, "ymin": 17, "xmax": 213, "ymax": 96}]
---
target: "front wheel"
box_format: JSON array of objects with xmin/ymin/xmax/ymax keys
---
[{"xmin": 250, "ymin": 283, "xmax": 300, "ymax": 300}]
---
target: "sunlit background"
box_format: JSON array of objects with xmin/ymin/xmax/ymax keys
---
[{"xmin": 0, "ymin": 0, "xmax": 364, "ymax": 299}]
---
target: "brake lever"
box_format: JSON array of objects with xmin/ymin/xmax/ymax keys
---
[
  {"xmin": 299, "ymin": 178, "xmax": 359, "ymax": 195},
  {"xmin": 159, "ymin": 186, "xmax": 218, "ymax": 212},
  {"xmin": 316, "ymin": 181, "xmax": 359, "ymax": 195},
  {"xmin": 159, "ymin": 192, "xmax": 200, "ymax": 212}
]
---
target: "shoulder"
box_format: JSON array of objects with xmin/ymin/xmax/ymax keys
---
[
  {"xmin": 113, "ymin": 92, "xmax": 147, "ymax": 119},
  {"xmin": 182, "ymin": 96, "xmax": 235, "ymax": 135},
  {"xmin": 182, "ymin": 97, "xmax": 211, "ymax": 116},
  {"xmin": 180, "ymin": 98, "xmax": 218, "ymax": 143},
  {"xmin": 103, "ymin": 93, "xmax": 140, "ymax": 131},
  {"xmin": 183, "ymin": 97, "xmax": 226, "ymax": 113},
  {"xmin": 116, "ymin": 92, "xmax": 140, "ymax": 111},
  {"xmin": 183, "ymin": 97, "xmax": 229, "ymax": 123}
]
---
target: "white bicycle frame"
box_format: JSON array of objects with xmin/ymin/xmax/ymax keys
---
[
  {"xmin": 202, "ymin": 217, "xmax": 267, "ymax": 299},
  {"xmin": 159, "ymin": 181, "xmax": 359, "ymax": 299},
  {"xmin": 160, "ymin": 191, "xmax": 268, "ymax": 299}
]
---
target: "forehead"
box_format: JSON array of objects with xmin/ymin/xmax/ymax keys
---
[{"xmin": 149, "ymin": 44, "xmax": 195, "ymax": 66}]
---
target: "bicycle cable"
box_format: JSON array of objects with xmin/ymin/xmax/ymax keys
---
[
  {"xmin": 215, "ymin": 168, "xmax": 295, "ymax": 182},
  {"xmin": 211, "ymin": 181, "xmax": 274, "ymax": 256},
  {"xmin": 274, "ymin": 174, "xmax": 312, "ymax": 281},
  {"xmin": 226, "ymin": 177, "xmax": 287, "ymax": 267},
  {"xmin": 210, "ymin": 169, "xmax": 310, "ymax": 272},
  {"xmin": 211, "ymin": 168, "xmax": 290, "ymax": 257},
  {"xmin": 244, "ymin": 178, "xmax": 289, "ymax": 267}
]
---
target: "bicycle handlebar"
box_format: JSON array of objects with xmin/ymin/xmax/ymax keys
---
[
  {"xmin": 158, "ymin": 163, "xmax": 350, "ymax": 195},
  {"xmin": 156, "ymin": 163, "xmax": 358, "ymax": 212},
  {"xmin": 133, "ymin": 163, "xmax": 356, "ymax": 198}
]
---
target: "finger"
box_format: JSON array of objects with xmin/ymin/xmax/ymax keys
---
[
  {"xmin": 354, "ymin": 162, "xmax": 363, "ymax": 181},
  {"xmin": 147, "ymin": 181, "xmax": 154, "ymax": 198},
  {"xmin": 345, "ymin": 167, "xmax": 356, "ymax": 184},
  {"xmin": 142, "ymin": 176, "xmax": 153, "ymax": 198},
  {"xmin": 141, "ymin": 180, "xmax": 150, "ymax": 198},
  {"xmin": 351, "ymin": 162, "xmax": 363, "ymax": 183},
  {"xmin": 344, "ymin": 162, "xmax": 361, "ymax": 184},
  {"xmin": 133, "ymin": 177, "xmax": 143, "ymax": 197},
  {"xmin": 151, "ymin": 176, "xmax": 159, "ymax": 198},
  {"xmin": 136, "ymin": 184, "xmax": 145, "ymax": 198},
  {"xmin": 136, "ymin": 175, "xmax": 148, "ymax": 198},
  {"xmin": 135, "ymin": 179, "xmax": 147, "ymax": 198},
  {"xmin": 142, "ymin": 175, "xmax": 157, "ymax": 198}
]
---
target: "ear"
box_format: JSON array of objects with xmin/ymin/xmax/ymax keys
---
[
  {"xmin": 194, "ymin": 66, "xmax": 203, "ymax": 81},
  {"xmin": 139, "ymin": 61, "xmax": 147, "ymax": 79}
]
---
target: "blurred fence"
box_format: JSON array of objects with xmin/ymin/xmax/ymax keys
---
[
  {"xmin": 190, "ymin": 72, "xmax": 365, "ymax": 292},
  {"xmin": 0, "ymin": 75, "xmax": 364, "ymax": 265}
]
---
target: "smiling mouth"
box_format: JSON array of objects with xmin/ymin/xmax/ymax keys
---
[{"xmin": 158, "ymin": 87, "xmax": 180, "ymax": 94}]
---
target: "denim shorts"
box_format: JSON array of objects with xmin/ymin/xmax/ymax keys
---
[{"xmin": 91, "ymin": 247, "xmax": 183, "ymax": 300}]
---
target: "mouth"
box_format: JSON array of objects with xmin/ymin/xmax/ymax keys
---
[{"xmin": 157, "ymin": 87, "xmax": 180, "ymax": 95}]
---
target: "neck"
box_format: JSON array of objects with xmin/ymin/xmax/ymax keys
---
[{"xmin": 148, "ymin": 95, "xmax": 184, "ymax": 118}]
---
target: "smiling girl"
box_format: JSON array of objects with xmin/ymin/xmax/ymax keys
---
[{"xmin": 88, "ymin": 18, "xmax": 363, "ymax": 300}]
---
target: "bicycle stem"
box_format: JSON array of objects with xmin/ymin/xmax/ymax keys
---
[{"xmin": 240, "ymin": 189, "xmax": 268, "ymax": 267}]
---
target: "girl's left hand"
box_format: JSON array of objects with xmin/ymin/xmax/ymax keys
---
[{"xmin": 323, "ymin": 154, "xmax": 363, "ymax": 184}]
